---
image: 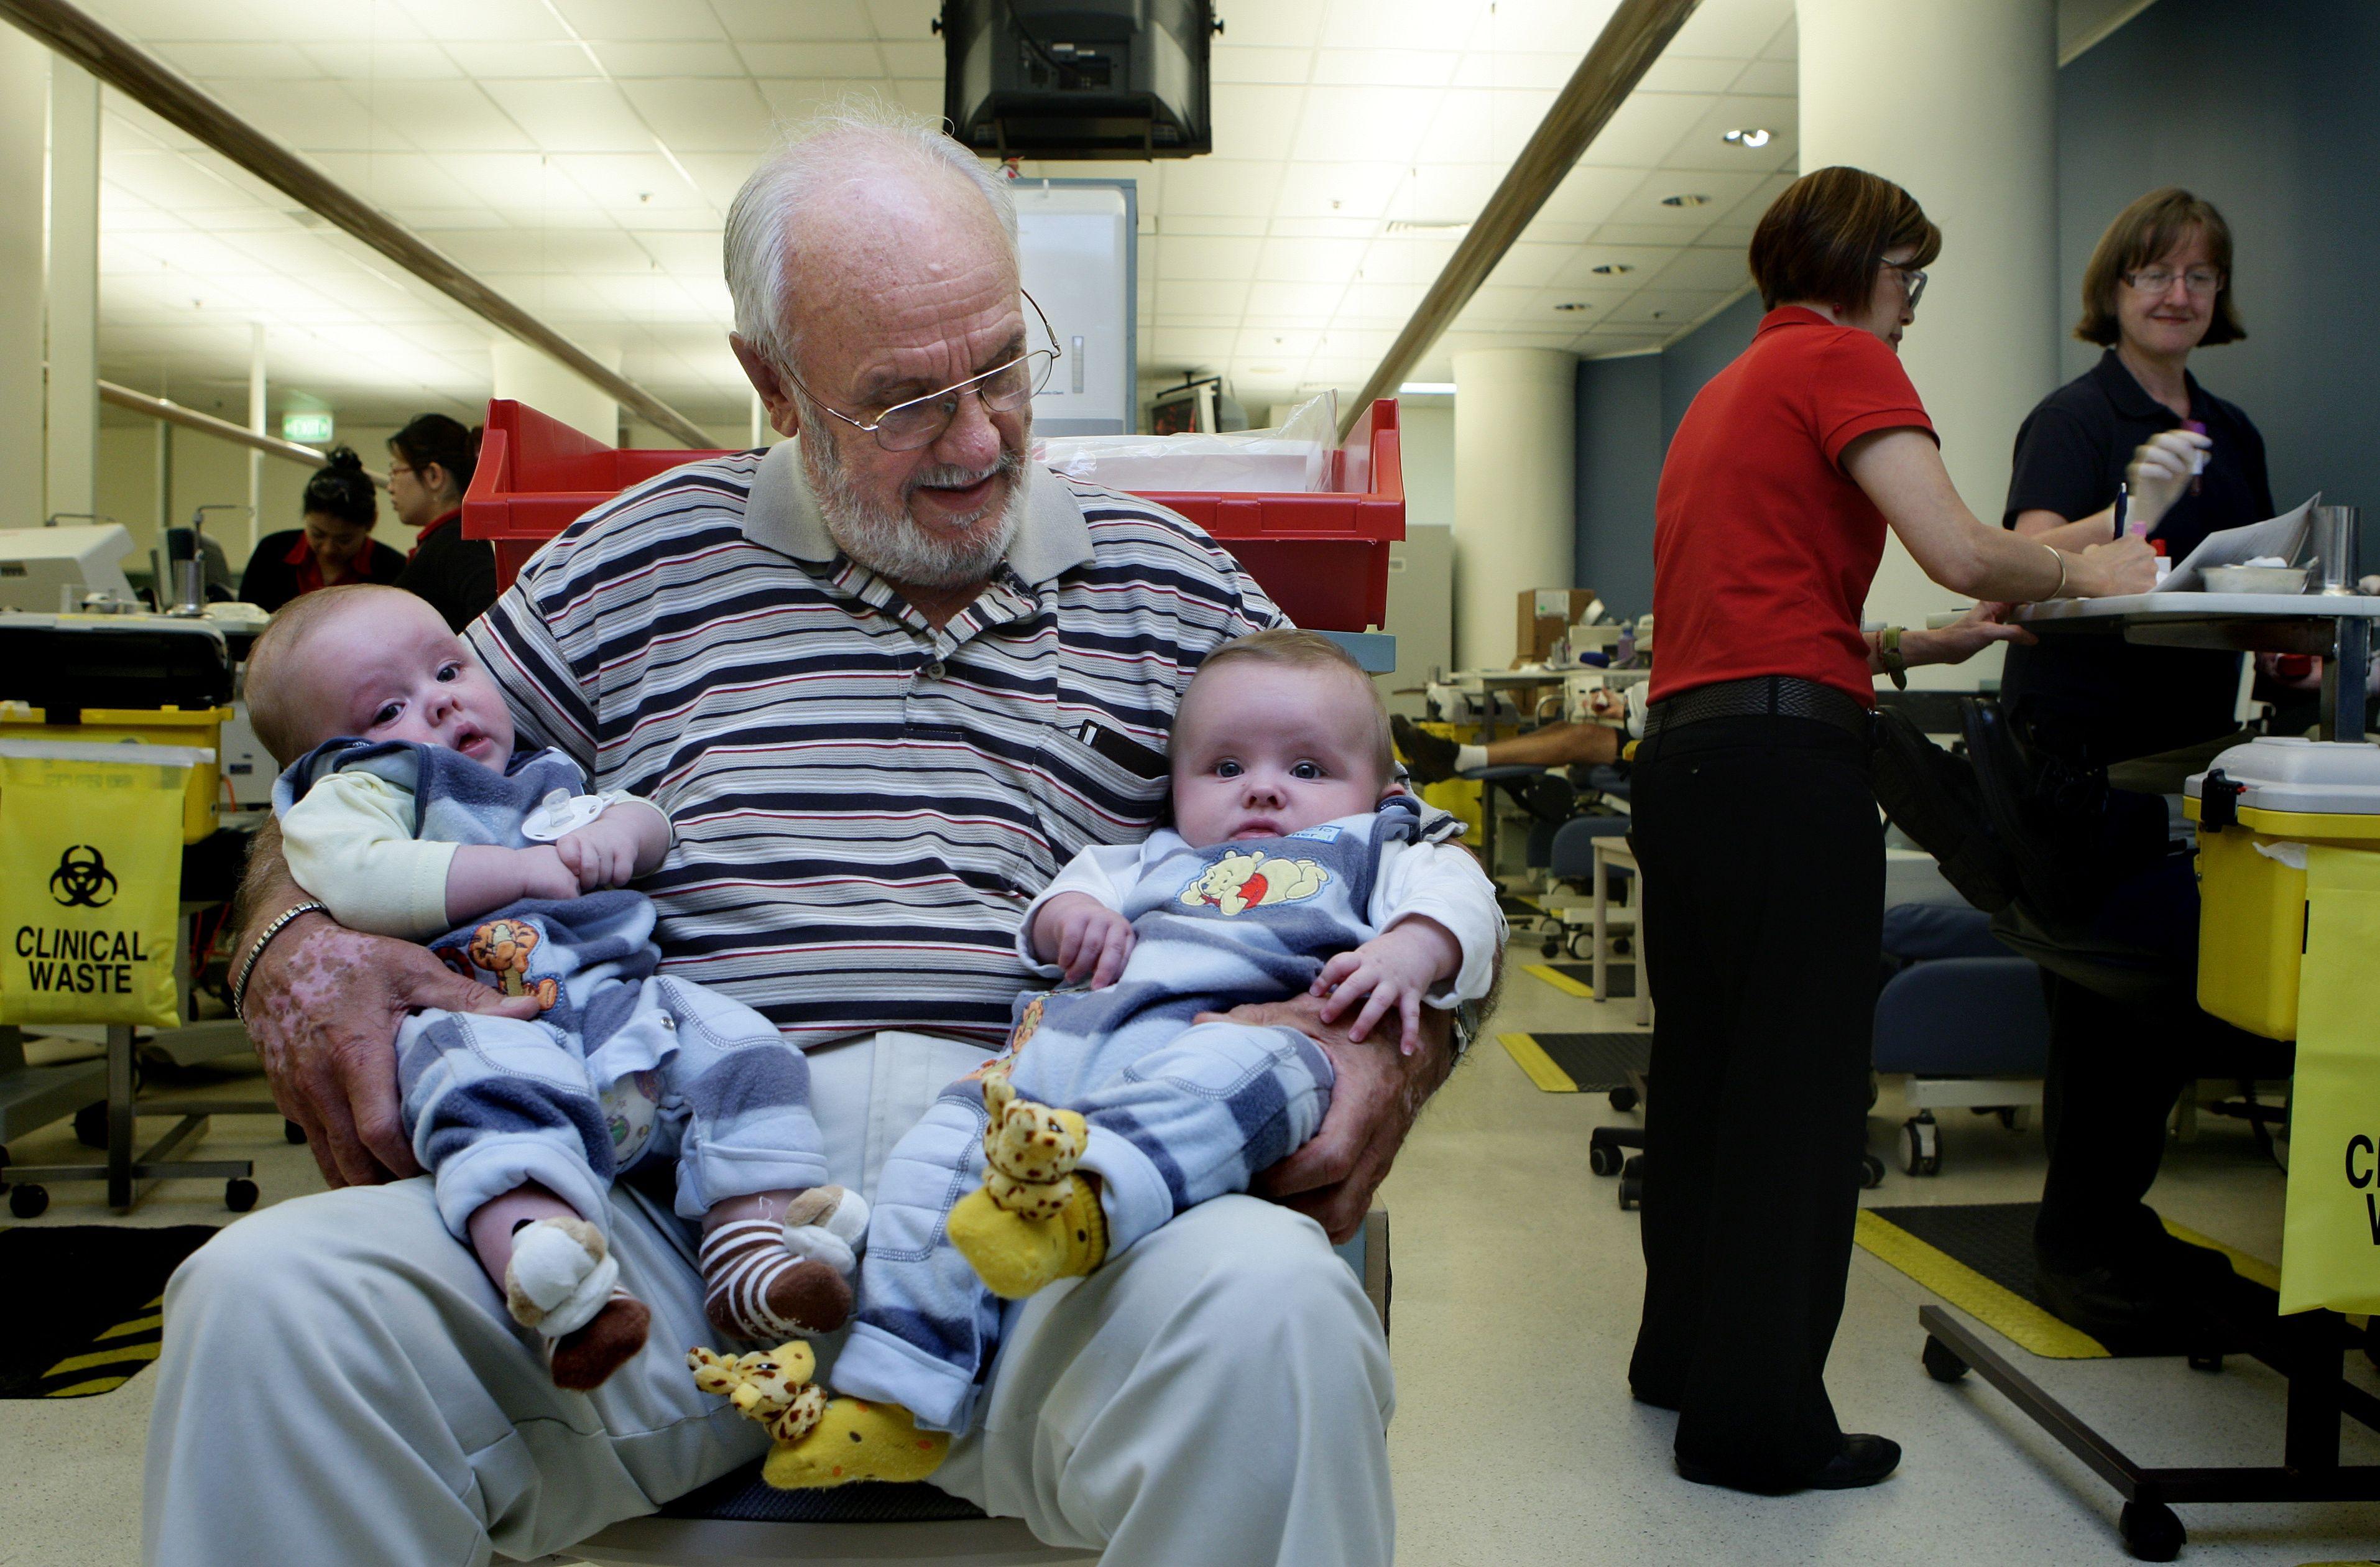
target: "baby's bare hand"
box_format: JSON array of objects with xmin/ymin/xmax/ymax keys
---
[
  {"xmin": 1034, "ymin": 892, "xmax": 1135, "ymax": 987},
  {"xmin": 1312, "ymin": 920, "xmax": 1462, "ymax": 1053},
  {"xmin": 555, "ymin": 818, "xmax": 640, "ymax": 889}
]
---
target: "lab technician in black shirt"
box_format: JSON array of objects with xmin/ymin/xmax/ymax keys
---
[
  {"xmin": 386, "ymin": 412, "xmax": 498, "ymax": 631},
  {"xmin": 236, "ymin": 446, "xmax": 405, "ymax": 613},
  {"xmin": 1999, "ymin": 188, "xmax": 2276, "ymax": 1339}
]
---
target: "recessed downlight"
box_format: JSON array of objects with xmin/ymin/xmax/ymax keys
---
[
  {"xmin": 1661, "ymin": 193, "xmax": 1712, "ymax": 208},
  {"xmin": 1590, "ymin": 262, "xmax": 1634, "ymax": 275},
  {"xmin": 1552, "ymin": 301, "xmax": 1592, "ymax": 312},
  {"xmin": 1722, "ymin": 127, "xmax": 1773, "ymax": 148}
]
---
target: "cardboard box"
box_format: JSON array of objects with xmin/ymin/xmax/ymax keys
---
[{"xmin": 1516, "ymin": 588, "xmax": 1601, "ymax": 665}]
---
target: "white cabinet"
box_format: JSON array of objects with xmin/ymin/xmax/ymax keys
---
[{"xmin": 1015, "ymin": 179, "xmax": 1137, "ymax": 436}]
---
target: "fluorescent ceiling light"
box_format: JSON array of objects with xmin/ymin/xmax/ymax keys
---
[
  {"xmin": 1385, "ymin": 219, "xmax": 1470, "ymax": 236},
  {"xmin": 1722, "ymin": 127, "xmax": 1773, "ymax": 148},
  {"xmin": 1398, "ymin": 381, "xmax": 1456, "ymax": 395}
]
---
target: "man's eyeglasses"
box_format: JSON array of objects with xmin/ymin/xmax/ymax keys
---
[
  {"xmin": 787, "ymin": 292, "xmax": 1061, "ymax": 454},
  {"xmin": 2123, "ymin": 266, "xmax": 2223, "ymax": 297},
  {"xmin": 1880, "ymin": 259, "xmax": 1928, "ymax": 312}
]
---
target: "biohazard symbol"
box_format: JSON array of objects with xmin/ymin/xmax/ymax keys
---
[{"xmin": 49, "ymin": 844, "xmax": 118, "ymax": 908}]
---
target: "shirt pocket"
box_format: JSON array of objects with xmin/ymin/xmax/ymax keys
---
[{"xmin": 1030, "ymin": 716, "xmax": 1172, "ymax": 864}]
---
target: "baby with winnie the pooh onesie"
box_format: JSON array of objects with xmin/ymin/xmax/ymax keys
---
[{"xmin": 719, "ymin": 627, "xmax": 1504, "ymax": 1487}]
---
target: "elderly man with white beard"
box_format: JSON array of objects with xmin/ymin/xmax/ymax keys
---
[{"xmin": 141, "ymin": 103, "xmax": 1451, "ymax": 1567}]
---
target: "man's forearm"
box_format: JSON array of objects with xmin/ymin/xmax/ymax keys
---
[{"xmin": 234, "ymin": 816, "xmax": 308, "ymax": 952}]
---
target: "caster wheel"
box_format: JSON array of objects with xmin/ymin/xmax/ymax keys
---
[
  {"xmin": 1901, "ymin": 1116, "xmax": 1942, "ymax": 1177},
  {"xmin": 2119, "ymin": 1500, "xmax": 2184, "ymax": 1561},
  {"xmin": 1567, "ymin": 933, "xmax": 1592, "ymax": 960},
  {"xmin": 2186, "ymin": 1351, "xmax": 2223, "ymax": 1373},
  {"xmin": 1860, "ymin": 1153, "xmax": 1886, "ymax": 1190},
  {"xmin": 1589, "ymin": 1142, "xmax": 1621, "ymax": 1178},
  {"xmin": 1540, "ymin": 936, "xmax": 1561, "ymax": 958},
  {"xmin": 284, "ymin": 1120, "xmax": 307, "ymax": 1145},
  {"xmin": 74, "ymin": 1101, "xmax": 108, "ymax": 1149},
  {"xmin": 1921, "ymin": 1336, "xmax": 1968, "ymax": 1383},
  {"xmin": 1609, "ymin": 1084, "xmax": 1639, "ymax": 1114},
  {"xmin": 224, "ymin": 1178, "xmax": 259, "ymax": 1213},
  {"xmin": 1611, "ymin": 936, "xmax": 1632, "ymax": 957},
  {"xmin": 9, "ymin": 1182, "xmax": 50, "ymax": 1219},
  {"xmin": 1617, "ymin": 1175, "xmax": 1642, "ymax": 1211}
]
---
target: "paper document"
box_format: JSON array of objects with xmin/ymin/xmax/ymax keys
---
[{"xmin": 2155, "ymin": 493, "xmax": 2318, "ymax": 591}]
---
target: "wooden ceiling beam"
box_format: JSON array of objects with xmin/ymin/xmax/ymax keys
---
[{"xmin": 2, "ymin": 0, "xmax": 717, "ymax": 447}]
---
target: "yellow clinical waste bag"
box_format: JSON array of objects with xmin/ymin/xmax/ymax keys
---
[
  {"xmin": 0, "ymin": 741, "xmax": 205, "ymax": 1029},
  {"xmin": 2282, "ymin": 844, "xmax": 2380, "ymax": 1316}
]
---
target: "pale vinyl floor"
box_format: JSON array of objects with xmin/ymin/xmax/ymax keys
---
[{"xmin": 2, "ymin": 946, "xmax": 2376, "ymax": 1566}]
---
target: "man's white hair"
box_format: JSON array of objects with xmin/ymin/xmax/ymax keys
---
[{"xmin": 724, "ymin": 98, "xmax": 1020, "ymax": 373}]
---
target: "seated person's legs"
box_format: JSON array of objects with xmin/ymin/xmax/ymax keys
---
[
  {"xmin": 942, "ymin": 1195, "xmax": 1395, "ymax": 1567},
  {"xmin": 1393, "ymin": 713, "xmax": 1622, "ymax": 783},
  {"xmin": 144, "ymin": 1178, "xmax": 763, "ymax": 1567}
]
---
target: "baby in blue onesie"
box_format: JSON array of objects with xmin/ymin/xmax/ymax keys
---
[
  {"xmin": 752, "ymin": 627, "xmax": 1503, "ymax": 1486},
  {"xmin": 246, "ymin": 585, "xmax": 865, "ymax": 1390}
]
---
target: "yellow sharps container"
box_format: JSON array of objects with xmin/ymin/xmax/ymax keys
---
[{"xmin": 2185, "ymin": 736, "xmax": 2380, "ymax": 1040}]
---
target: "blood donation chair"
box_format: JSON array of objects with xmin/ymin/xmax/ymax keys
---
[{"xmin": 556, "ymin": 1209, "xmax": 1390, "ymax": 1567}]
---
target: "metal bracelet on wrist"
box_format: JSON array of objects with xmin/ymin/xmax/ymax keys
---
[{"xmin": 230, "ymin": 901, "xmax": 328, "ymax": 1021}]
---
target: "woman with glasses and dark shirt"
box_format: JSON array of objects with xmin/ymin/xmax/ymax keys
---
[
  {"xmin": 1998, "ymin": 190, "xmax": 2279, "ymax": 1341},
  {"xmin": 237, "ymin": 446, "xmax": 406, "ymax": 613},
  {"xmin": 386, "ymin": 412, "xmax": 498, "ymax": 631},
  {"xmin": 1631, "ymin": 166, "xmax": 2154, "ymax": 1496}
]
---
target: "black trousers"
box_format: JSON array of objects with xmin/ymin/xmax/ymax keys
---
[
  {"xmin": 1627, "ymin": 714, "xmax": 1882, "ymax": 1486},
  {"xmin": 2032, "ymin": 974, "xmax": 2293, "ymax": 1275}
]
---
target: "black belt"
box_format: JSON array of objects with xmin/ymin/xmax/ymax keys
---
[{"xmin": 1643, "ymin": 675, "xmax": 1873, "ymax": 741}]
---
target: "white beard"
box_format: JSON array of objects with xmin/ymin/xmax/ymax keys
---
[{"xmin": 802, "ymin": 422, "xmax": 1028, "ymax": 590}]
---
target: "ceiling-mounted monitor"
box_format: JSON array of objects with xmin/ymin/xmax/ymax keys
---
[{"xmin": 942, "ymin": 0, "xmax": 1214, "ymax": 160}]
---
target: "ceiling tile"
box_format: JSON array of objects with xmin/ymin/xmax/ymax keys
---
[
  {"xmin": 1209, "ymin": 83, "xmax": 1309, "ymax": 162},
  {"xmin": 1156, "ymin": 159, "xmax": 1284, "ymax": 220},
  {"xmin": 1273, "ymin": 160, "xmax": 1410, "ymax": 222},
  {"xmin": 152, "ymin": 41, "xmax": 320, "ymax": 78},
  {"xmin": 1156, "ymin": 279, "xmax": 1250, "ymax": 318},
  {"xmin": 1733, "ymin": 58, "xmax": 1797, "ymax": 95},
  {"xmin": 878, "ymin": 40, "xmax": 943, "ymax": 77},
  {"xmin": 1252, "ymin": 234, "xmax": 1367, "ymax": 283},
  {"xmin": 1649, "ymin": 245, "xmax": 1753, "ymax": 293},
  {"xmin": 393, "ymin": 0, "xmax": 574, "ymax": 44},
  {"xmin": 1666, "ymin": 0, "xmax": 1796, "ymax": 62},
  {"xmin": 622, "ymin": 80, "xmax": 778, "ymax": 152},
  {"xmin": 366, "ymin": 80, "xmax": 543, "ymax": 152},
  {"xmin": 1215, "ymin": 6, "xmax": 1327, "ymax": 49},
  {"xmin": 478, "ymin": 79, "xmax": 655, "ymax": 152},
  {"xmin": 1484, "ymin": 243, "xmax": 1569, "ymax": 289},
  {"xmin": 1309, "ymin": 49, "xmax": 1459, "ymax": 89},
  {"xmin": 1291, "ymin": 85, "xmax": 1436, "ymax": 165},
  {"xmin": 198, "ymin": 80, "xmax": 381, "ymax": 153},
  {"xmin": 553, "ymin": 0, "xmax": 727, "ymax": 41},
  {"xmin": 1637, "ymin": 55, "xmax": 1749, "ymax": 94},
  {"xmin": 440, "ymin": 41, "xmax": 611, "ymax": 78},
  {"xmin": 593, "ymin": 42, "xmax": 749, "ymax": 78},
  {"xmin": 706, "ymin": 0, "xmax": 875, "ymax": 42},
  {"xmin": 1156, "ymin": 235, "xmax": 1262, "ymax": 282},
  {"xmin": 1244, "ymin": 280, "xmax": 1345, "ymax": 321},
  {"xmin": 1211, "ymin": 48, "xmax": 1312, "ymax": 86},
  {"xmin": 1662, "ymin": 95, "xmax": 1797, "ymax": 173}
]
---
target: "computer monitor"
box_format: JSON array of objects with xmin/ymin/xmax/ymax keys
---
[{"xmin": 0, "ymin": 524, "xmax": 137, "ymax": 612}]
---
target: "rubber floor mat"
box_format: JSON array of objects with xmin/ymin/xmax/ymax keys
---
[
  {"xmin": 0, "ymin": 1225, "xmax": 216, "ymax": 1397},
  {"xmin": 1499, "ymin": 1032, "xmax": 1650, "ymax": 1093},
  {"xmin": 1523, "ymin": 962, "xmax": 1635, "ymax": 1000},
  {"xmin": 1856, "ymin": 1202, "xmax": 2279, "ymax": 1359}
]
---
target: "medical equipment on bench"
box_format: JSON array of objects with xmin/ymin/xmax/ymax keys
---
[{"xmin": 0, "ymin": 523, "xmax": 139, "ymax": 613}]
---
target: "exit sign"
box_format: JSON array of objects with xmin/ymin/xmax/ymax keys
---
[{"xmin": 282, "ymin": 411, "xmax": 334, "ymax": 442}]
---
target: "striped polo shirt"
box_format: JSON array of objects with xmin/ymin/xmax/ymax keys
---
[{"xmin": 466, "ymin": 439, "xmax": 1283, "ymax": 1048}]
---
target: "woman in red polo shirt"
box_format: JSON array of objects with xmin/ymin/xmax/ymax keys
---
[
  {"xmin": 236, "ymin": 446, "xmax": 405, "ymax": 614},
  {"xmin": 1628, "ymin": 167, "xmax": 2155, "ymax": 1495}
]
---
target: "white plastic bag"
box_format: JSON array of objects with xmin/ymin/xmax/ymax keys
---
[{"xmin": 1036, "ymin": 390, "xmax": 1337, "ymax": 494}]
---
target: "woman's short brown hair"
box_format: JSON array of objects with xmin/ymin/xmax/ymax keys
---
[
  {"xmin": 2073, "ymin": 187, "xmax": 2244, "ymax": 347},
  {"xmin": 1748, "ymin": 165, "xmax": 1941, "ymax": 315}
]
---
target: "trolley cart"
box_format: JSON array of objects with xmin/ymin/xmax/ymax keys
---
[{"xmin": 1912, "ymin": 591, "xmax": 2380, "ymax": 1559}]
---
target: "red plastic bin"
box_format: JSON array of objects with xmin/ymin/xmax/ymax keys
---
[{"xmin": 463, "ymin": 398, "xmax": 1404, "ymax": 632}]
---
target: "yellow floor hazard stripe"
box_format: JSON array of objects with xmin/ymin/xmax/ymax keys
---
[
  {"xmin": 1853, "ymin": 1210, "xmax": 2110, "ymax": 1360},
  {"xmin": 1498, "ymin": 1033, "xmax": 1577, "ymax": 1093},
  {"xmin": 42, "ymin": 1341, "xmax": 160, "ymax": 1377},
  {"xmin": 95, "ymin": 1312, "xmax": 163, "ymax": 1341},
  {"xmin": 1522, "ymin": 964, "xmax": 1599, "ymax": 1000},
  {"xmin": 2163, "ymin": 1217, "xmax": 2282, "ymax": 1293},
  {"xmin": 44, "ymin": 1375, "xmax": 132, "ymax": 1398}
]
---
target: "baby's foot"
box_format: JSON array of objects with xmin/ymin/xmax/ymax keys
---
[
  {"xmin": 504, "ymin": 1216, "xmax": 650, "ymax": 1389},
  {"xmin": 948, "ymin": 1175, "xmax": 1107, "ymax": 1299},
  {"xmin": 762, "ymin": 1398, "xmax": 949, "ymax": 1489},
  {"xmin": 701, "ymin": 1186, "xmax": 867, "ymax": 1341}
]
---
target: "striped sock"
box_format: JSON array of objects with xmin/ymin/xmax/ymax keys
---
[{"xmin": 701, "ymin": 1220, "xmax": 854, "ymax": 1341}]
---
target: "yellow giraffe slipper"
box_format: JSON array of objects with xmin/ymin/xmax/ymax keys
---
[
  {"xmin": 762, "ymin": 1397, "xmax": 950, "ymax": 1489},
  {"xmin": 949, "ymin": 1175, "xmax": 1107, "ymax": 1299}
]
